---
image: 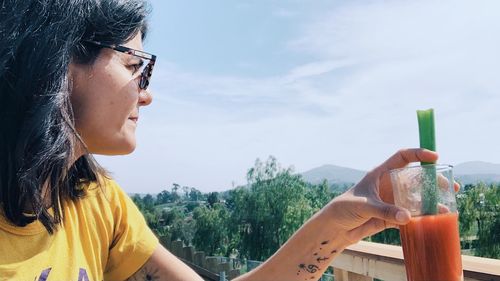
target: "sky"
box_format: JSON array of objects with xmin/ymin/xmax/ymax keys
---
[{"xmin": 97, "ymin": 0, "xmax": 500, "ymax": 194}]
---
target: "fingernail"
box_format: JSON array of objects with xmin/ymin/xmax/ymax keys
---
[{"xmin": 396, "ymin": 211, "xmax": 406, "ymax": 222}]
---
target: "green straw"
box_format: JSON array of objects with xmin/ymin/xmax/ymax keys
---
[{"xmin": 417, "ymin": 109, "xmax": 438, "ymax": 215}]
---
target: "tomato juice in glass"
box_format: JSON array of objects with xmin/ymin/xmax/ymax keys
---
[{"xmin": 390, "ymin": 164, "xmax": 463, "ymax": 281}]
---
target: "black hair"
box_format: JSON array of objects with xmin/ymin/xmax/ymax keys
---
[{"xmin": 0, "ymin": 0, "xmax": 150, "ymax": 234}]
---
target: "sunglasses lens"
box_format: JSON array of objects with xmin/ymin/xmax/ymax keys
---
[
  {"xmin": 139, "ymin": 64, "xmax": 153, "ymax": 90},
  {"xmin": 139, "ymin": 77, "xmax": 147, "ymax": 90}
]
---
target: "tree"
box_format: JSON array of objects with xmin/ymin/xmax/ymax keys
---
[
  {"xmin": 182, "ymin": 186, "xmax": 190, "ymax": 200},
  {"xmin": 474, "ymin": 183, "xmax": 500, "ymax": 258},
  {"xmin": 142, "ymin": 194, "xmax": 155, "ymax": 212},
  {"xmin": 369, "ymin": 228, "xmax": 401, "ymax": 245},
  {"xmin": 157, "ymin": 190, "xmax": 172, "ymax": 204},
  {"xmin": 171, "ymin": 183, "xmax": 181, "ymax": 202},
  {"xmin": 131, "ymin": 194, "xmax": 144, "ymax": 210},
  {"xmin": 305, "ymin": 180, "xmax": 333, "ymax": 212},
  {"xmin": 229, "ymin": 156, "xmax": 315, "ymax": 260},
  {"xmin": 457, "ymin": 185, "xmax": 481, "ymax": 243},
  {"xmin": 207, "ymin": 192, "xmax": 219, "ymax": 208},
  {"xmin": 192, "ymin": 204, "xmax": 230, "ymax": 255},
  {"xmin": 457, "ymin": 183, "xmax": 500, "ymax": 258},
  {"xmin": 161, "ymin": 208, "xmax": 194, "ymax": 245},
  {"xmin": 186, "ymin": 201, "xmax": 200, "ymax": 212},
  {"xmin": 172, "ymin": 183, "xmax": 180, "ymax": 194},
  {"xmin": 189, "ymin": 188, "xmax": 202, "ymax": 202},
  {"xmin": 143, "ymin": 209, "xmax": 161, "ymax": 230}
]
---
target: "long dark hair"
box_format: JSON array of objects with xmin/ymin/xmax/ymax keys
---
[{"xmin": 0, "ymin": 0, "xmax": 150, "ymax": 234}]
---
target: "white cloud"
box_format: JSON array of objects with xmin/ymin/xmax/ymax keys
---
[
  {"xmin": 272, "ymin": 8, "xmax": 297, "ymax": 19},
  {"xmin": 290, "ymin": 0, "xmax": 500, "ymax": 59},
  {"xmin": 285, "ymin": 0, "xmax": 500, "ymax": 162}
]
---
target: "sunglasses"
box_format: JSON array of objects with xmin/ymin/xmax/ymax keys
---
[{"xmin": 84, "ymin": 40, "xmax": 156, "ymax": 90}]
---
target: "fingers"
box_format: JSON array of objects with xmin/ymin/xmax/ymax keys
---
[
  {"xmin": 366, "ymin": 201, "xmax": 411, "ymax": 225},
  {"xmin": 380, "ymin": 149, "xmax": 438, "ymax": 172},
  {"xmin": 346, "ymin": 218, "xmax": 398, "ymax": 243},
  {"xmin": 436, "ymin": 174, "xmax": 460, "ymax": 193},
  {"xmin": 345, "ymin": 201, "xmax": 410, "ymax": 243},
  {"xmin": 438, "ymin": 203, "xmax": 451, "ymax": 214},
  {"xmin": 437, "ymin": 174, "xmax": 448, "ymax": 190},
  {"xmin": 346, "ymin": 218, "xmax": 386, "ymax": 242}
]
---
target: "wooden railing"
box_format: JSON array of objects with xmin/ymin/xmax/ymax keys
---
[
  {"xmin": 160, "ymin": 236, "xmax": 241, "ymax": 281},
  {"xmin": 161, "ymin": 236, "xmax": 500, "ymax": 281},
  {"xmin": 331, "ymin": 241, "xmax": 500, "ymax": 281}
]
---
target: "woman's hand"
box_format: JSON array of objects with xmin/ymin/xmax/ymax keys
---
[{"xmin": 323, "ymin": 148, "xmax": 440, "ymax": 244}]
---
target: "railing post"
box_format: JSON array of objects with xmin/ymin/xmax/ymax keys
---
[
  {"xmin": 171, "ymin": 240, "xmax": 184, "ymax": 258},
  {"xmin": 333, "ymin": 267, "xmax": 373, "ymax": 281},
  {"xmin": 334, "ymin": 268, "xmax": 349, "ymax": 281},
  {"xmin": 227, "ymin": 269, "xmax": 241, "ymax": 279},
  {"xmin": 219, "ymin": 271, "xmax": 226, "ymax": 281},
  {"xmin": 159, "ymin": 235, "xmax": 171, "ymax": 250},
  {"xmin": 218, "ymin": 262, "xmax": 230, "ymax": 280},
  {"xmin": 183, "ymin": 246, "xmax": 195, "ymax": 262},
  {"xmin": 194, "ymin": 251, "xmax": 206, "ymax": 268},
  {"xmin": 206, "ymin": 257, "xmax": 219, "ymax": 273}
]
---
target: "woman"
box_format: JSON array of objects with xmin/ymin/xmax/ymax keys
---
[{"xmin": 0, "ymin": 0, "xmax": 440, "ymax": 280}]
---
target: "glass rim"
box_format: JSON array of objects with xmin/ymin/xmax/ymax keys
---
[{"xmin": 388, "ymin": 164, "xmax": 453, "ymax": 176}]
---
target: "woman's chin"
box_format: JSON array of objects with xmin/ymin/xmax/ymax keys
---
[{"xmin": 89, "ymin": 141, "xmax": 136, "ymax": 156}]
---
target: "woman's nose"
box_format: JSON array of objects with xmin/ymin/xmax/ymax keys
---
[{"xmin": 138, "ymin": 89, "xmax": 153, "ymax": 106}]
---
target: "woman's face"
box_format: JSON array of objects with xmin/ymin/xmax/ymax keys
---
[{"xmin": 70, "ymin": 32, "xmax": 152, "ymax": 155}]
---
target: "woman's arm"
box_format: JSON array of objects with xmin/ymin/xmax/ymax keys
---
[
  {"xmin": 233, "ymin": 205, "xmax": 352, "ymax": 281},
  {"xmin": 125, "ymin": 245, "xmax": 204, "ymax": 281}
]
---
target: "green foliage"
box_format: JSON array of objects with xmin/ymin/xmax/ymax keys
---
[
  {"xmin": 192, "ymin": 204, "xmax": 230, "ymax": 255},
  {"xmin": 306, "ymin": 180, "xmax": 333, "ymax": 211},
  {"xmin": 170, "ymin": 183, "xmax": 181, "ymax": 202},
  {"xmin": 207, "ymin": 192, "xmax": 219, "ymax": 208},
  {"xmin": 160, "ymin": 207, "xmax": 194, "ymax": 245},
  {"xmin": 131, "ymin": 194, "xmax": 144, "ymax": 209},
  {"xmin": 133, "ymin": 157, "xmax": 337, "ymax": 261},
  {"xmin": 228, "ymin": 157, "xmax": 319, "ymax": 260},
  {"xmin": 157, "ymin": 190, "xmax": 173, "ymax": 204},
  {"xmin": 132, "ymin": 158, "xmax": 500, "ymax": 262},
  {"xmin": 458, "ymin": 183, "xmax": 500, "ymax": 258},
  {"xmin": 369, "ymin": 228, "xmax": 401, "ymax": 245},
  {"xmin": 189, "ymin": 188, "xmax": 203, "ymax": 201},
  {"xmin": 185, "ymin": 201, "xmax": 201, "ymax": 212},
  {"xmin": 457, "ymin": 185, "xmax": 483, "ymax": 239},
  {"xmin": 142, "ymin": 194, "xmax": 155, "ymax": 212}
]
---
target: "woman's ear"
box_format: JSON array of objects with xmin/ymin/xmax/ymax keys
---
[
  {"xmin": 67, "ymin": 61, "xmax": 87, "ymax": 110},
  {"xmin": 67, "ymin": 61, "xmax": 91, "ymax": 95},
  {"xmin": 67, "ymin": 62, "xmax": 79, "ymax": 93}
]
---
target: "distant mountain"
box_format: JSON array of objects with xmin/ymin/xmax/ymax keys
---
[
  {"xmin": 127, "ymin": 193, "xmax": 150, "ymax": 198},
  {"xmin": 300, "ymin": 161, "xmax": 500, "ymax": 187},
  {"xmin": 454, "ymin": 161, "xmax": 500, "ymax": 174},
  {"xmin": 454, "ymin": 161, "xmax": 500, "ymax": 185},
  {"xmin": 301, "ymin": 164, "xmax": 366, "ymax": 185}
]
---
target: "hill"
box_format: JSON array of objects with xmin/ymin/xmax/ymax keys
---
[
  {"xmin": 301, "ymin": 164, "xmax": 366, "ymax": 185},
  {"xmin": 301, "ymin": 161, "xmax": 500, "ymax": 186},
  {"xmin": 454, "ymin": 161, "xmax": 500, "ymax": 185}
]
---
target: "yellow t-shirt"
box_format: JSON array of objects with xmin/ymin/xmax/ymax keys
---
[{"xmin": 0, "ymin": 178, "xmax": 159, "ymax": 281}]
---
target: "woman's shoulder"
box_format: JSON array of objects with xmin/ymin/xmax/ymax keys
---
[
  {"xmin": 80, "ymin": 175, "xmax": 133, "ymax": 208},
  {"xmin": 77, "ymin": 176, "xmax": 117, "ymax": 204},
  {"xmin": 68, "ymin": 176, "xmax": 132, "ymax": 229}
]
